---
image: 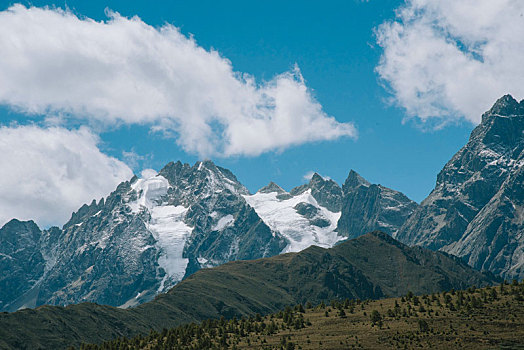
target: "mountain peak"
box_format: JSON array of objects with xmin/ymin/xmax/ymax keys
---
[
  {"xmin": 342, "ymin": 169, "xmax": 370, "ymax": 193},
  {"xmin": 309, "ymin": 172, "xmax": 324, "ymax": 183},
  {"xmin": 470, "ymin": 95, "xmax": 524, "ymax": 150},
  {"xmin": 1, "ymin": 218, "xmax": 40, "ymax": 233},
  {"xmin": 258, "ymin": 181, "xmax": 286, "ymax": 194},
  {"xmin": 195, "ymin": 159, "xmax": 217, "ymax": 171},
  {"xmin": 158, "ymin": 160, "xmax": 189, "ymax": 179},
  {"xmin": 397, "ymin": 95, "xmax": 524, "ymax": 280},
  {"xmin": 287, "ymin": 173, "xmax": 343, "ymax": 212},
  {"xmin": 488, "ymin": 95, "xmax": 521, "ymax": 116},
  {"xmin": 485, "ymin": 94, "xmax": 523, "ymax": 118}
]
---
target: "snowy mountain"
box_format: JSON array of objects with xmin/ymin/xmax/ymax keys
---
[
  {"xmin": 396, "ymin": 95, "xmax": 524, "ymax": 280},
  {"xmin": 244, "ymin": 170, "xmax": 418, "ymax": 252},
  {"xmin": 0, "ymin": 158, "xmax": 420, "ymax": 311},
  {"xmin": 244, "ymin": 174, "xmax": 345, "ymax": 252},
  {"xmin": 0, "ymin": 161, "xmax": 287, "ymax": 311}
]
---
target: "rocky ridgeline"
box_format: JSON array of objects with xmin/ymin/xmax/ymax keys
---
[{"xmin": 396, "ymin": 95, "xmax": 524, "ymax": 280}]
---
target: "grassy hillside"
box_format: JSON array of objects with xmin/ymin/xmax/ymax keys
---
[
  {"xmin": 80, "ymin": 281, "xmax": 524, "ymax": 349},
  {"xmin": 0, "ymin": 232, "xmax": 498, "ymax": 349}
]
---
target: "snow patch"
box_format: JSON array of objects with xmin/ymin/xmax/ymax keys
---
[
  {"xmin": 213, "ymin": 214, "xmax": 235, "ymax": 231},
  {"xmin": 129, "ymin": 175, "xmax": 170, "ymax": 213},
  {"xmin": 148, "ymin": 205, "xmax": 193, "ymax": 292},
  {"xmin": 244, "ymin": 189, "xmax": 344, "ymax": 253}
]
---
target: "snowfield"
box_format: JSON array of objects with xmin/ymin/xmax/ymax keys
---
[
  {"xmin": 128, "ymin": 174, "xmax": 193, "ymax": 291},
  {"xmin": 244, "ymin": 189, "xmax": 344, "ymax": 252}
]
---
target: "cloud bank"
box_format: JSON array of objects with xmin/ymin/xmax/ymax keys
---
[
  {"xmin": 0, "ymin": 125, "xmax": 133, "ymax": 227},
  {"xmin": 376, "ymin": 0, "xmax": 524, "ymax": 124},
  {"xmin": 0, "ymin": 4, "xmax": 356, "ymax": 157}
]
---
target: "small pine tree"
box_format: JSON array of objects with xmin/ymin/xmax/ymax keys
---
[
  {"xmin": 370, "ymin": 310, "xmax": 382, "ymax": 326},
  {"xmin": 297, "ymin": 304, "xmax": 305, "ymax": 313},
  {"xmin": 418, "ymin": 319, "xmax": 429, "ymax": 333}
]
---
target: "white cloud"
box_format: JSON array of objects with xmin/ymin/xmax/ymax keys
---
[
  {"xmin": 376, "ymin": 0, "xmax": 524, "ymax": 124},
  {"xmin": 140, "ymin": 169, "xmax": 158, "ymax": 179},
  {"xmin": 0, "ymin": 125, "xmax": 133, "ymax": 228},
  {"xmin": 0, "ymin": 4, "xmax": 356, "ymax": 157}
]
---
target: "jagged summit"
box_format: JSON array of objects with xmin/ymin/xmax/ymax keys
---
[
  {"xmin": 309, "ymin": 172, "xmax": 326, "ymax": 183},
  {"xmin": 472, "ymin": 95, "xmax": 524, "ymax": 151},
  {"xmin": 338, "ymin": 169, "xmax": 418, "ymax": 239},
  {"xmin": 288, "ymin": 173, "xmax": 343, "ymax": 212},
  {"xmin": 0, "ymin": 219, "xmax": 45, "ymax": 311},
  {"xmin": 342, "ymin": 169, "xmax": 370, "ymax": 193},
  {"xmin": 157, "ymin": 160, "xmax": 249, "ymax": 207},
  {"xmin": 1, "ymin": 218, "xmax": 38, "ymax": 230},
  {"xmin": 485, "ymin": 94, "xmax": 524, "ymax": 119},
  {"xmin": 258, "ymin": 181, "xmax": 286, "ymax": 194}
]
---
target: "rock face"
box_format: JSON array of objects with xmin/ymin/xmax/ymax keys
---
[
  {"xmin": 337, "ymin": 170, "xmax": 419, "ymax": 239},
  {"xmin": 0, "ymin": 220, "xmax": 45, "ymax": 311},
  {"xmin": 396, "ymin": 95, "xmax": 524, "ymax": 280}
]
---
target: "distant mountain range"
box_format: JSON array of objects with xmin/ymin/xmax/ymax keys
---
[
  {"xmin": 0, "ymin": 231, "xmax": 497, "ymax": 350},
  {"xmin": 0, "ymin": 94, "xmax": 522, "ymax": 313}
]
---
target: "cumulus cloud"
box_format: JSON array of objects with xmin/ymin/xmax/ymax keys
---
[
  {"xmin": 0, "ymin": 4, "xmax": 356, "ymax": 157},
  {"xmin": 376, "ymin": 0, "xmax": 524, "ymax": 124},
  {"xmin": 0, "ymin": 125, "xmax": 133, "ymax": 227}
]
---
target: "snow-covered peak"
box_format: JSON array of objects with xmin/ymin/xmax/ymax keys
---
[
  {"xmin": 288, "ymin": 173, "xmax": 344, "ymax": 213},
  {"xmin": 196, "ymin": 161, "xmax": 248, "ymax": 195},
  {"xmin": 158, "ymin": 160, "xmax": 249, "ymax": 203}
]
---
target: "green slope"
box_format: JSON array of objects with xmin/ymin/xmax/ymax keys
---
[{"xmin": 0, "ymin": 232, "xmax": 498, "ymax": 349}]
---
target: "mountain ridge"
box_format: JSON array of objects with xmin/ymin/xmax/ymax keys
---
[
  {"xmin": 0, "ymin": 158, "xmax": 419, "ymax": 312},
  {"xmin": 396, "ymin": 94, "xmax": 524, "ymax": 280}
]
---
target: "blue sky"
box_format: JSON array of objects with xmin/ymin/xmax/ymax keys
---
[{"xmin": 1, "ymin": 0, "xmax": 522, "ymax": 226}]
